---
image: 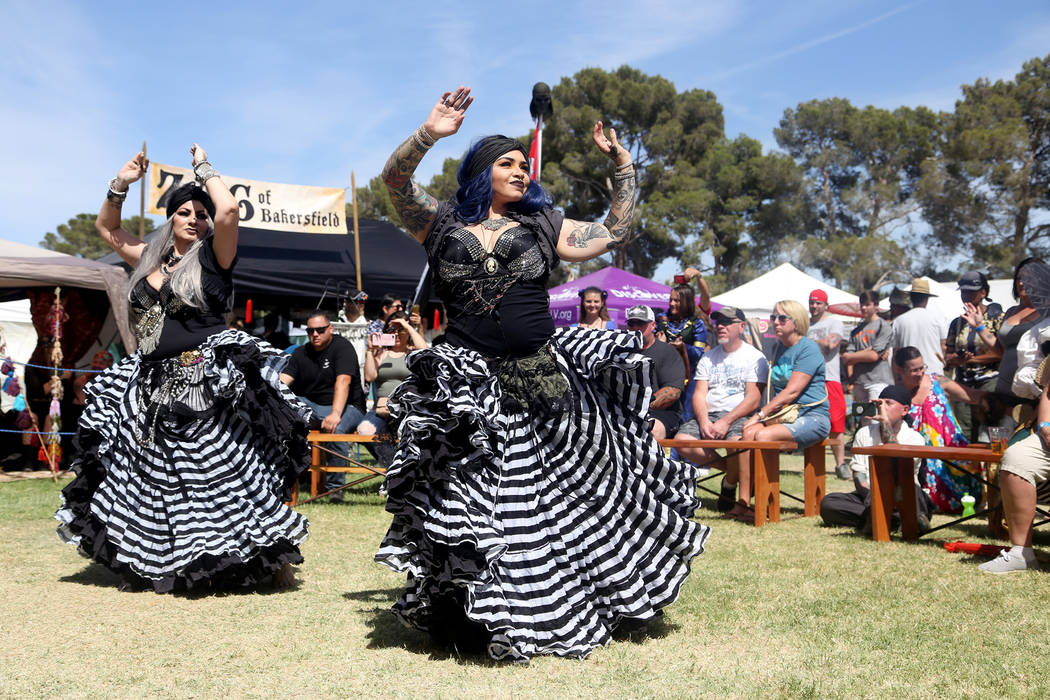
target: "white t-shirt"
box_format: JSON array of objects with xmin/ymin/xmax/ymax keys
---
[
  {"xmin": 808, "ymin": 315, "xmax": 845, "ymax": 383},
  {"xmin": 693, "ymin": 342, "xmax": 769, "ymax": 414},
  {"xmin": 848, "ymin": 421, "xmax": 926, "ymax": 482},
  {"xmin": 892, "ymin": 306, "xmax": 948, "ymax": 376},
  {"xmin": 333, "ymin": 316, "xmax": 369, "ymax": 369}
]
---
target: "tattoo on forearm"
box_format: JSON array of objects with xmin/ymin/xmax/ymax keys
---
[
  {"xmin": 651, "ymin": 386, "xmax": 682, "ymax": 410},
  {"xmin": 878, "ymin": 418, "xmax": 898, "ymax": 444},
  {"xmin": 382, "ymin": 134, "xmax": 438, "ymax": 235},
  {"xmin": 566, "ymin": 221, "xmax": 608, "ymax": 248},
  {"xmin": 603, "ymin": 169, "xmax": 637, "ymax": 249}
]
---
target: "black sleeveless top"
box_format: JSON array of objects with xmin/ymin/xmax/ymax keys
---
[
  {"xmin": 129, "ymin": 236, "xmax": 236, "ymax": 360},
  {"xmin": 425, "ymin": 201, "xmax": 563, "ymax": 358}
]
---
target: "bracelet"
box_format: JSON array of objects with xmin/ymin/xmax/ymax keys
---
[
  {"xmin": 615, "ymin": 161, "xmax": 634, "ymax": 172},
  {"xmin": 193, "ymin": 161, "xmax": 219, "ymax": 185},
  {"xmin": 413, "ymin": 125, "xmax": 436, "ymax": 149},
  {"xmin": 106, "ymin": 178, "xmax": 128, "ymax": 205},
  {"xmin": 975, "ymin": 323, "xmax": 986, "ymax": 332},
  {"xmin": 757, "ymin": 410, "xmax": 766, "ymax": 421}
]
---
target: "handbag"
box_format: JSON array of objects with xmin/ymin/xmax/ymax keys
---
[{"xmin": 762, "ymin": 343, "xmax": 828, "ymax": 425}]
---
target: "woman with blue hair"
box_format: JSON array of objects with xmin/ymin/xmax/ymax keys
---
[{"xmin": 374, "ymin": 86, "xmax": 709, "ymax": 661}]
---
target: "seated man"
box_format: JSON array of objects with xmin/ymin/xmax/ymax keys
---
[
  {"xmin": 674, "ymin": 306, "xmax": 768, "ymax": 511},
  {"xmin": 628, "ymin": 304, "xmax": 685, "ymax": 440},
  {"xmin": 820, "ymin": 385, "xmax": 927, "ymax": 530},
  {"xmin": 280, "ymin": 311, "xmax": 366, "ymax": 503},
  {"xmin": 978, "ymin": 378, "xmax": 1050, "ymax": 574}
]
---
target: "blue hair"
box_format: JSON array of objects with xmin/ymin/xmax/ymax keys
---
[{"xmin": 454, "ymin": 137, "xmax": 551, "ymax": 223}]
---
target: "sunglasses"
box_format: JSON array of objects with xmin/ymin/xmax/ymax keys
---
[
  {"xmin": 713, "ymin": 319, "xmax": 743, "ymax": 327},
  {"xmin": 769, "ymin": 314, "xmax": 792, "ymax": 324},
  {"xmin": 306, "ymin": 325, "xmax": 330, "ymax": 335}
]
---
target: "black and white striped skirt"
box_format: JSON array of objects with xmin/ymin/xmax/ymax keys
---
[
  {"xmin": 55, "ymin": 330, "xmax": 311, "ymax": 593},
  {"xmin": 375, "ymin": 326, "xmax": 711, "ymax": 661}
]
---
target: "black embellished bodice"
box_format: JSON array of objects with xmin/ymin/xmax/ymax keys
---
[
  {"xmin": 129, "ymin": 237, "xmax": 235, "ymax": 360},
  {"xmin": 426, "ymin": 202, "xmax": 563, "ymax": 358}
]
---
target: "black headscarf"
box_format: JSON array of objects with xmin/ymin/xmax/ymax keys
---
[
  {"xmin": 165, "ymin": 183, "xmax": 216, "ymax": 220},
  {"xmin": 461, "ymin": 135, "xmax": 528, "ymax": 183}
]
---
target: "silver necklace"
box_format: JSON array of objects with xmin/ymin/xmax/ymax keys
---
[{"xmin": 481, "ymin": 217, "xmax": 509, "ymax": 231}]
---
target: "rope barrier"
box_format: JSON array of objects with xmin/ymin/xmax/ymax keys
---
[
  {"xmin": 0, "ymin": 427, "xmax": 77, "ymax": 437},
  {"xmin": 9, "ymin": 360, "xmax": 105, "ymax": 374}
]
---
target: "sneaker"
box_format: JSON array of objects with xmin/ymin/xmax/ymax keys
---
[
  {"xmin": 978, "ymin": 549, "xmax": 1040, "ymax": 574},
  {"xmin": 835, "ymin": 462, "xmax": 851, "ymax": 480}
]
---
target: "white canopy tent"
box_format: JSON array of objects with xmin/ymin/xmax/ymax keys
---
[
  {"xmin": 711, "ymin": 263, "xmax": 856, "ymax": 320},
  {"xmin": 0, "ymin": 299, "xmax": 35, "ymax": 413}
]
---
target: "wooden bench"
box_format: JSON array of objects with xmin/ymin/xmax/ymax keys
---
[
  {"xmin": 659, "ymin": 437, "xmax": 842, "ymax": 526},
  {"xmin": 291, "ymin": 431, "xmax": 384, "ymax": 505}
]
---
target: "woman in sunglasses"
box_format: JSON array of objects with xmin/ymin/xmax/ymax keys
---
[
  {"xmin": 730, "ymin": 300, "xmax": 830, "ymax": 521},
  {"xmin": 373, "ymin": 86, "xmax": 709, "ymax": 661},
  {"xmin": 55, "ymin": 145, "xmax": 311, "ymax": 593}
]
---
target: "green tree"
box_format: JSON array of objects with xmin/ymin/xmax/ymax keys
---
[
  {"xmin": 41, "ymin": 213, "xmax": 156, "ymax": 259},
  {"xmin": 540, "ymin": 66, "xmax": 725, "ymax": 277},
  {"xmin": 918, "ymin": 54, "xmax": 1050, "ymax": 274}
]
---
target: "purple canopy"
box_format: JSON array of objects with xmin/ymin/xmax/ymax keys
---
[{"xmin": 548, "ymin": 267, "xmax": 674, "ymax": 327}]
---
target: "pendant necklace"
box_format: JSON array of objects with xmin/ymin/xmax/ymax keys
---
[{"xmin": 161, "ymin": 249, "xmax": 184, "ymax": 277}]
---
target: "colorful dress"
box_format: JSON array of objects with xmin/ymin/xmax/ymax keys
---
[
  {"xmin": 657, "ymin": 315, "xmax": 707, "ymax": 422},
  {"xmin": 909, "ymin": 377, "xmax": 981, "ymax": 513}
]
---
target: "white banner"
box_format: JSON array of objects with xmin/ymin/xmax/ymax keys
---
[{"xmin": 147, "ymin": 162, "xmax": 346, "ymax": 234}]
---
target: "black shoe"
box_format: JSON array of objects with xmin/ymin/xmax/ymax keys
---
[
  {"xmin": 328, "ymin": 491, "xmax": 346, "ymax": 504},
  {"xmin": 716, "ymin": 484, "xmax": 737, "ymax": 512}
]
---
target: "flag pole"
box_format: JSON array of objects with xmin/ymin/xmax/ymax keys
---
[
  {"xmin": 351, "ymin": 172, "xmax": 362, "ymax": 292},
  {"xmin": 139, "ymin": 140, "xmax": 147, "ymax": 240}
]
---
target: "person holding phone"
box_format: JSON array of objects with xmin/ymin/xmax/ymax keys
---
[
  {"xmin": 357, "ymin": 311, "xmax": 426, "ymax": 442},
  {"xmin": 373, "ymin": 85, "xmax": 709, "ymax": 661},
  {"xmin": 656, "ymin": 275, "xmax": 710, "ymax": 424}
]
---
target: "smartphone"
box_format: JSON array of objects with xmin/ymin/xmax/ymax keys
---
[
  {"xmin": 852, "ymin": 401, "xmax": 877, "ymax": 418},
  {"xmin": 411, "ymin": 304, "xmax": 421, "ymax": 315},
  {"xmin": 371, "ymin": 332, "xmax": 397, "ymax": 347},
  {"xmin": 673, "ymin": 274, "xmax": 687, "ymax": 285}
]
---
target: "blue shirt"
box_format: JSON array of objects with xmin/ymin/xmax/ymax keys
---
[{"xmin": 769, "ymin": 336, "xmax": 828, "ymax": 416}]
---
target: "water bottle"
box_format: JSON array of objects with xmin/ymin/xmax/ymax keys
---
[{"xmin": 961, "ymin": 493, "xmax": 976, "ymax": 518}]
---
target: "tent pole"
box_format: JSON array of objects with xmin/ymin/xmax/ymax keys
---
[
  {"xmin": 351, "ymin": 171, "xmax": 362, "ymax": 292},
  {"xmin": 139, "ymin": 140, "xmax": 147, "ymax": 240}
]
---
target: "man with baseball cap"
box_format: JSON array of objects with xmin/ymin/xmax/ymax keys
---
[
  {"xmin": 944, "ymin": 271, "xmax": 1002, "ymax": 442},
  {"xmin": 892, "ymin": 277, "xmax": 948, "ymax": 376},
  {"xmin": 339, "ymin": 290, "xmax": 371, "ymax": 369},
  {"xmin": 673, "ymin": 306, "xmax": 769, "ymax": 511},
  {"xmin": 627, "ymin": 304, "xmax": 686, "ymax": 440},
  {"xmin": 808, "ymin": 289, "xmax": 848, "ymax": 479},
  {"xmin": 820, "ymin": 384, "xmax": 928, "ymax": 531}
]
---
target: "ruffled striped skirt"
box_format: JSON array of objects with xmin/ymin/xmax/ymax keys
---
[
  {"xmin": 55, "ymin": 330, "xmax": 311, "ymax": 593},
  {"xmin": 375, "ymin": 326, "xmax": 710, "ymax": 661}
]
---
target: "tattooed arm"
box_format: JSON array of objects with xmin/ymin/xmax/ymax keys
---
[
  {"xmin": 382, "ymin": 86, "xmax": 473, "ymax": 243},
  {"xmin": 556, "ymin": 121, "xmax": 638, "ymax": 262}
]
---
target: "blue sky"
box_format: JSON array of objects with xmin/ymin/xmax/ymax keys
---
[{"xmin": 4, "ymin": 0, "xmax": 1049, "ymax": 261}]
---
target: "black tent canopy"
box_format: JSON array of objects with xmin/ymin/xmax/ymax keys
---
[{"xmin": 101, "ymin": 219, "xmax": 428, "ymax": 306}]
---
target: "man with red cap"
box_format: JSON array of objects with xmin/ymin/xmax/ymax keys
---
[{"xmin": 808, "ymin": 289, "xmax": 847, "ymax": 478}]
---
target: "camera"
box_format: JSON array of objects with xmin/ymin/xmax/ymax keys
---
[{"xmin": 852, "ymin": 401, "xmax": 877, "ymax": 418}]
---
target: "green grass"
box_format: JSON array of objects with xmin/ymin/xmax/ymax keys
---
[{"xmin": 3, "ymin": 455, "xmax": 1049, "ymax": 699}]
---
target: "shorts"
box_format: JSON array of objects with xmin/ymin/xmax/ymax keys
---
[
  {"xmin": 853, "ymin": 382, "xmax": 888, "ymax": 404},
  {"xmin": 827, "ymin": 380, "xmax": 845, "ymax": 433},
  {"xmin": 650, "ymin": 409, "xmax": 682, "ymax": 436},
  {"xmin": 783, "ymin": 410, "xmax": 831, "ymax": 449},
  {"xmin": 1000, "ymin": 432, "xmax": 1050, "ymax": 486},
  {"xmin": 677, "ymin": 411, "xmax": 749, "ymax": 439}
]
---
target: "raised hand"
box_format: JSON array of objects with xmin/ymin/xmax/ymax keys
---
[
  {"xmin": 961, "ymin": 302, "xmax": 982, "ymax": 328},
  {"xmin": 592, "ymin": 121, "xmax": 630, "ymax": 165},
  {"xmin": 190, "ymin": 143, "xmax": 208, "ymax": 166},
  {"xmin": 115, "ymin": 151, "xmax": 149, "ymax": 189},
  {"xmin": 423, "ymin": 86, "xmax": 473, "ymax": 139}
]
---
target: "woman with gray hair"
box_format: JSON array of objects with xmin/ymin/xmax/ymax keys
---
[{"xmin": 54, "ymin": 145, "xmax": 312, "ymax": 593}]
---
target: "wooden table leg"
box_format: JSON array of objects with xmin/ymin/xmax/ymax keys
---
[
  {"xmin": 310, "ymin": 442, "xmax": 322, "ymax": 499},
  {"xmin": 752, "ymin": 448, "xmax": 781, "ymax": 526},
  {"xmin": 896, "ymin": 457, "xmax": 918, "ymax": 540},
  {"xmin": 869, "ymin": 455, "xmax": 894, "ymax": 542},
  {"xmin": 804, "ymin": 442, "xmax": 826, "ymax": 517}
]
